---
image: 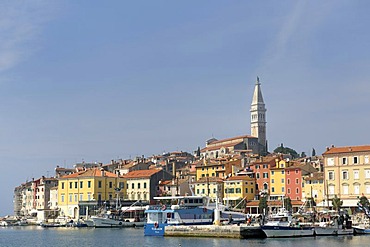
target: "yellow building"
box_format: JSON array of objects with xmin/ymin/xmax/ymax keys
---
[
  {"xmin": 58, "ymin": 168, "xmax": 125, "ymax": 218},
  {"xmin": 194, "ymin": 177, "xmax": 224, "ymax": 202},
  {"xmin": 302, "ymin": 172, "xmax": 325, "ymax": 207},
  {"xmin": 323, "ymin": 145, "xmax": 370, "ymax": 209},
  {"xmin": 269, "ymin": 159, "xmax": 287, "ymax": 200},
  {"xmin": 223, "ymin": 175, "xmax": 255, "ymax": 208}
]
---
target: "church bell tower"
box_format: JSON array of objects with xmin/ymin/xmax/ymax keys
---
[{"xmin": 250, "ymin": 76, "xmax": 267, "ymax": 155}]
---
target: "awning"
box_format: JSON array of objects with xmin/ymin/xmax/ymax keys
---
[{"xmin": 223, "ymin": 197, "xmax": 242, "ymax": 201}]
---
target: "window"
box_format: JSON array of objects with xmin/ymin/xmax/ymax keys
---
[
  {"xmin": 61, "ymin": 182, "xmax": 64, "ymax": 190},
  {"xmin": 74, "ymin": 194, "xmax": 78, "ymax": 202},
  {"xmin": 87, "ymin": 193, "xmax": 91, "ymax": 200},
  {"xmin": 236, "ymin": 188, "xmax": 241, "ymax": 193},
  {"xmin": 271, "ymin": 179, "xmax": 275, "ymax": 184},
  {"xmin": 98, "ymin": 181, "xmax": 102, "ymax": 188},
  {"xmin": 287, "ymin": 170, "xmax": 290, "ymax": 175},
  {"xmin": 327, "ymin": 158, "xmax": 334, "ymax": 166},
  {"xmin": 144, "ymin": 182, "xmax": 147, "ymax": 189},
  {"xmin": 342, "ymin": 171, "xmax": 349, "ymax": 180},
  {"xmin": 119, "ymin": 182, "xmax": 124, "ymax": 189},
  {"xmin": 328, "ymin": 171, "xmax": 335, "ymax": 180},
  {"xmin": 271, "ymin": 187, "xmax": 275, "ymax": 192},
  {"xmin": 328, "ymin": 185, "xmax": 335, "ymax": 195},
  {"xmin": 98, "ymin": 193, "xmax": 102, "ymax": 201},
  {"xmin": 366, "ymin": 184, "xmax": 370, "ymax": 194},
  {"xmin": 287, "ymin": 179, "xmax": 290, "ymax": 185},
  {"xmin": 79, "ymin": 193, "xmax": 83, "ymax": 201},
  {"xmin": 251, "ymin": 188, "xmax": 254, "ymax": 193},
  {"xmin": 138, "ymin": 183, "xmax": 141, "ymax": 189},
  {"xmin": 354, "ymin": 184, "xmax": 360, "ymax": 194},
  {"xmin": 342, "ymin": 184, "xmax": 349, "ymax": 195},
  {"xmin": 354, "ymin": 157, "xmax": 358, "ymax": 164},
  {"xmin": 271, "ymin": 171, "xmax": 275, "ymax": 175},
  {"xmin": 366, "ymin": 169, "xmax": 370, "ymax": 179},
  {"xmin": 69, "ymin": 182, "xmax": 72, "ymax": 189},
  {"xmin": 366, "ymin": 156, "xmax": 369, "ymax": 164},
  {"xmin": 197, "ymin": 189, "xmax": 199, "ymax": 194},
  {"xmin": 295, "ymin": 169, "xmax": 299, "ymax": 174},
  {"xmin": 263, "ymin": 172, "xmax": 268, "ymax": 178},
  {"xmin": 296, "ymin": 178, "xmax": 299, "ymax": 184},
  {"xmin": 287, "ymin": 188, "xmax": 291, "ymax": 194},
  {"xmin": 109, "ymin": 194, "xmax": 113, "ymax": 200},
  {"xmin": 88, "ymin": 181, "xmax": 91, "ymax": 188},
  {"xmin": 282, "ymin": 187, "xmax": 285, "ymax": 193},
  {"xmin": 281, "ymin": 171, "xmax": 285, "ymax": 175},
  {"xmin": 245, "ymin": 188, "xmax": 248, "ymax": 193},
  {"xmin": 354, "ymin": 170, "xmax": 359, "ymax": 180},
  {"xmin": 80, "ymin": 181, "xmax": 83, "ymax": 189},
  {"xmin": 342, "ymin": 157, "xmax": 347, "ymax": 165},
  {"xmin": 281, "ymin": 178, "xmax": 285, "ymax": 183},
  {"xmin": 296, "ymin": 188, "xmax": 299, "ymax": 194},
  {"xmin": 131, "ymin": 183, "xmax": 134, "ymax": 189},
  {"xmin": 109, "ymin": 182, "xmax": 113, "ymax": 188},
  {"xmin": 256, "ymin": 173, "xmax": 260, "ymax": 179},
  {"xmin": 61, "ymin": 194, "xmax": 65, "ymax": 202},
  {"xmin": 69, "ymin": 194, "xmax": 72, "ymax": 202},
  {"xmin": 75, "ymin": 182, "xmax": 78, "ymax": 189}
]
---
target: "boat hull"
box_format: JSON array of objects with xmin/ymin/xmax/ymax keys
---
[
  {"xmin": 261, "ymin": 225, "xmax": 314, "ymax": 238},
  {"xmin": 92, "ymin": 216, "xmax": 144, "ymax": 228},
  {"xmin": 353, "ymin": 226, "xmax": 370, "ymax": 234},
  {"xmin": 314, "ymin": 226, "xmax": 353, "ymax": 236}
]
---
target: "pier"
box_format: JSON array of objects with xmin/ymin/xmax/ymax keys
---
[{"xmin": 164, "ymin": 224, "xmax": 265, "ymax": 239}]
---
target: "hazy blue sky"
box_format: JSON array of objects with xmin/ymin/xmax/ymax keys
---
[{"xmin": 1, "ymin": 1, "xmax": 370, "ymax": 215}]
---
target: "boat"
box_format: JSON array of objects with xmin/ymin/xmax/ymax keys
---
[
  {"xmin": 92, "ymin": 205, "xmax": 146, "ymax": 228},
  {"xmin": 261, "ymin": 208, "xmax": 314, "ymax": 238},
  {"xmin": 144, "ymin": 195, "xmax": 214, "ymax": 236},
  {"xmin": 353, "ymin": 223, "xmax": 370, "ymax": 234},
  {"xmin": 314, "ymin": 211, "xmax": 353, "ymax": 236}
]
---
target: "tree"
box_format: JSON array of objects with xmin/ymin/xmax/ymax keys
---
[
  {"xmin": 259, "ymin": 195, "xmax": 268, "ymax": 214},
  {"xmin": 284, "ymin": 197, "xmax": 292, "ymax": 212},
  {"xmin": 312, "ymin": 148, "xmax": 316, "ymax": 157},
  {"xmin": 301, "ymin": 152, "xmax": 306, "ymax": 158},
  {"xmin": 196, "ymin": 147, "xmax": 201, "ymax": 157},
  {"xmin": 332, "ymin": 195, "xmax": 343, "ymax": 212},
  {"xmin": 359, "ymin": 195, "xmax": 369, "ymax": 207},
  {"xmin": 273, "ymin": 143, "xmax": 299, "ymax": 159},
  {"xmin": 306, "ymin": 197, "xmax": 317, "ymax": 207}
]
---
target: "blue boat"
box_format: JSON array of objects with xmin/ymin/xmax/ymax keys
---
[{"xmin": 144, "ymin": 196, "xmax": 214, "ymax": 236}]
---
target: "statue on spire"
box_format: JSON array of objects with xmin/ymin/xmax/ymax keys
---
[{"xmin": 256, "ymin": 76, "xmax": 260, "ymax": 84}]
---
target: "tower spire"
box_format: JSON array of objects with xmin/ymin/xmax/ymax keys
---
[{"xmin": 250, "ymin": 76, "xmax": 267, "ymax": 155}]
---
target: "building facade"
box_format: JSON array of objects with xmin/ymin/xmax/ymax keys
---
[{"xmin": 323, "ymin": 145, "xmax": 370, "ymax": 208}]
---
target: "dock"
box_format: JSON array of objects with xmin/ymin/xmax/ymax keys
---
[{"xmin": 164, "ymin": 224, "xmax": 265, "ymax": 239}]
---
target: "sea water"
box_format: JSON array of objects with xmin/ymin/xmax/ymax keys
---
[{"xmin": 0, "ymin": 226, "xmax": 369, "ymax": 247}]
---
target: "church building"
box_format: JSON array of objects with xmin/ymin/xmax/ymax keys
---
[{"xmin": 200, "ymin": 77, "xmax": 268, "ymax": 158}]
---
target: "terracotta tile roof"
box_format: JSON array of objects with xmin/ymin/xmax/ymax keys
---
[
  {"xmin": 226, "ymin": 175, "xmax": 254, "ymax": 181},
  {"xmin": 61, "ymin": 168, "xmax": 118, "ymax": 179},
  {"xmin": 304, "ymin": 172, "xmax": 324, "ymax": 181},
  {"xmin": 195, "ymin": 177, "xmax": 224, "ymax": 183},
  {"xmin": 122, "ymin": 169, "xmax": 161, "ymax": 179},
  {"xmin": 323, "ymin": 145, "xmax": 370, "ymax": 155},
  {"xmin": 208, "ymin": 135, "xmax": 257, "ymax": 145}
]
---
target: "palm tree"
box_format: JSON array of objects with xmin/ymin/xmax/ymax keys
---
[{"xmin": 332, "ymin": 195, "xmax": 343, "ymax": 212}]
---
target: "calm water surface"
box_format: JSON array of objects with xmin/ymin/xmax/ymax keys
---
[{"xmin": 0, "ymin": 226, "xmax": 369, "ymax": 247}]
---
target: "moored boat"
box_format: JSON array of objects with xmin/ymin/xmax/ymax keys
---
[
  {"xmin": 144, "ymin": 195, "xmax": 214, "ymax": 236},
  {"xmin": 261, "ymin": 208, "xmax": 314, "ymax": 238}
]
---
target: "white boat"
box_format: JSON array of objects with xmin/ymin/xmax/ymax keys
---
[
  {"xmin": 92, "ymin": 205, "xmax": 146, "ymax": 228},
  {"xmin": 261, "ymin": 208, "xmax": 314, "ymax": 238},
  {"xmin": 353, "ymin": 223, "xmax": 370, "ymax": 234},
  {"xmin": 144, "ymin": 195, "xmax": 214, "ymax": 236},
  {"xmin": 314, "ymin": 211, "xmax": 353, "ymax": 236}
]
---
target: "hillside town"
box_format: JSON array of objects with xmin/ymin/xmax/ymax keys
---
[{"xmin": 9, "ymin": 78, "xmax": 370, "ymax": 226}]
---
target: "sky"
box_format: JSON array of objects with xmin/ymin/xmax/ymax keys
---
[{"xmin": 1, "ymin": 0, "xmax": 370, "ymax": 215}]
